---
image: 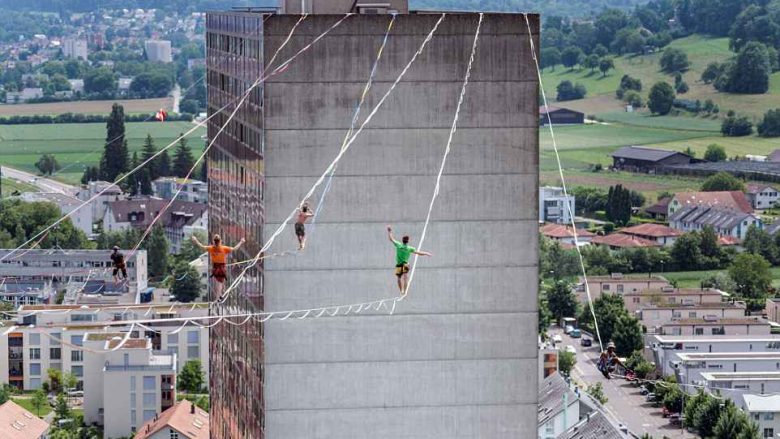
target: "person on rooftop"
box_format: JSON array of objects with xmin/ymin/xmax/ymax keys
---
[
  {"xmin": 386, "ymin": 225, "xmax": 432, "ymax": 295},
  {"xmin": 191, "ymin": 234, "xmax": 245, "ymax": 298},
  {"xmin": 110, "ymin": 246, "xmax": 128, "ymax": 284}
]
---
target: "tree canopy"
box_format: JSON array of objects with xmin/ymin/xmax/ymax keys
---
[
  {"xmin": 700, "ymin": 172, "xmax": 746, "ymax": 192},
  {"xmin": 647, "ymin": 82, "xmax": 675, "ymax": 115}
]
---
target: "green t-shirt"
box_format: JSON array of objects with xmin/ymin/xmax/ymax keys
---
[{"xmin": 393, "ymin": 240, "xmax": 416, "ymax": 265}]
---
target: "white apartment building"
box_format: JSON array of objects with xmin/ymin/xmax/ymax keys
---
[
  {"xmin": 538, "ymin": 372, "xmax": 579, "ymax": 439},
  {"xmin": 624, "ymin": 287, "xmax": 726, "ymax": 313},
  {"xmin": 675, "ymin": 352, "xmax": 780, "ymax": 391},
  {"xmin": 62, "ymin": 38, "xmax": 88, "ymax": 60},
  {"xmin": 652, "ymin": 335, "xmax": 780, "ymax": 377},
  {"xmin": 144, "ymin": 40, "xmax": 172, "ymax": 63},
  {"xmin": 83, "ymin": 335, "xmax": 176, "ymax": 438},
  {"xmin": 636, "ymin": 302, "xmax": 747, "ymax": 333},
  {"xmin": 539, "ymin": 186, "xmax": 575, "ymax": 225},
  {"xmin": 0, "ymin": 248, "xmax": 147, "ymax": 294},
  {"xmin": 76, "ymin": 180, "xmax": 126, "ymax": 226},
  {"xmin": 152, "ymin": 178, "xmax": 208, "ymax": 204},
  {"xmin": 0, "ymin": 303, "xmax": 209, "ymax": 392},
  {"xmin": 662, "ymin": 317, "xmax": 770, "ymax": 337},
  {"xmin": 573, "ymin": 274, "xmax": 669, "ymax": 304},
  {"xmin": 702, "ymin": 371, "xmax": 780, "ymax": 398},
  {"xmin": 742, "ymin": 394, "xmax": 780, "ymax": 439},
  {"xmin": 19, "ymin": 192, "xmax": 93, "ymax": 237},
  {"xmin": 0, "ymin": 280, "xmax": 54, "ymax": 308}
]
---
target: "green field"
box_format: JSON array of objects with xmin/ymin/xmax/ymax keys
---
[
  {"xmin": 663, "ymin": 268, "xmax": 780, "ymax": 289},
  {"xmin": 0, "ymin": 122, "xmax": 206, "ymax": 185},
  {"xmin": 0, "ymin": 177, "xmax": 38, "ymax": 196}
]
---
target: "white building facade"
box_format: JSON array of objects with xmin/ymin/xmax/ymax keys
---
[
  {"xmin": 62, "ymin": 38, "xmax": 88, "ymax": 60},
  {"xmin": 144, "ymin": 40, "xmax": 172, "ymax": 63},
  {"xmin": 539, "ymin": 186, "xmax": 575, "ymax": 225}
]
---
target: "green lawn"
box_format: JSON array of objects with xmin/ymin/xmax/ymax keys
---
[
  {"xmin": 663, "ymin": 268, "xmax": 780, "ymax": 289},
  {"xmin": 0, "ymin": 177, "xmax": 38, "ymax": 196},
  {"xmin": 0, "ymin": 122, "xmax": 205, "ymax": 185},
  {"xmin": 11, "ymin": 397, "xmax": 52, "ymax": 417}
]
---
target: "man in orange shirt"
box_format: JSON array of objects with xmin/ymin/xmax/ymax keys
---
[{"xmin": 191, "ymin": 234, "xmax": 245, "ymax": 298}]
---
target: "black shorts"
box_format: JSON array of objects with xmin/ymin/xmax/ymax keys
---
[
  {"xmin": 395, "ymin": 263, "xmax": 409, "ymax": 277},
  {"xmin": 113, "ymin": 266, "xmax": 127, "ymax": 278},
  {"xmin": 295, "ymin": 222, "xmax": 305, "ymax": 237}
]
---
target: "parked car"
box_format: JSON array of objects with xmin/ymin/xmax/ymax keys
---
[
  {"xmin": 646, "ymin": 393, "xmax": 656, "ymax": 402},
  {"xmin": 564, "ymin": 345, "xmax": 576, "ymax": 354},
  {"xmin": 564, "ymin": 325, "xmax": 574, "ymax": 334},
  {"xmin": 570, "ymin": 329, "xmax": 582, "ymax": 338},
  {"xmin": 552, "ymin": 334, "xmax": 563, "ymax": 344},
  {"xmin": 669, "ymin": 413, "xmax": 682, "ymax": 426},
  {"xmin": 639, "ymin": 385, "xmax": 649, "ymax": 395},
  {"xmin": 580, "ymin": 337, "xmax": 592, "ymax": 347}
]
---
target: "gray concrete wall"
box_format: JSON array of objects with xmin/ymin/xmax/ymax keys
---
[{"xmin": 262, "ymin": 13, "xmax": 539, "ymax": 438}]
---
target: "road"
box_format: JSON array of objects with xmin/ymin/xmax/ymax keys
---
[
  {"xmin": 553, "ymin": 327, "xmax": 696, "ymax": 439},
  {"xmin": 0, "ymin": 166, "xmax": 79, "ymax": 196}
]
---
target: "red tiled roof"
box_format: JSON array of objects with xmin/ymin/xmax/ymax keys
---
[
  {"xmin": 591, "ymin": 233, "xmax": 661, "ymax": 248},
  {"xmin": 134, "ymin": 401, "xmax": 209, "ymax": 439},
  {"xmin": 747, "ymin": 183, "xmax": 777, "ymax": 194},
  {"xmin": 540, "ymin": 223, "xmax": 595, "ymax": 239},
  {"xmin": 718, "ymin": 235, "xmax": 741, "ymax": 246},
  {"xmin": 673, "ymin": 191, "xmax": 753, "ymax": 214},
  {"xmin": 0, "ymin": 401, "xmax": 49, "ymax": 439},
  {"xmin": 620, "ymin": 223, "xmax": 682, "ymax": 238}
]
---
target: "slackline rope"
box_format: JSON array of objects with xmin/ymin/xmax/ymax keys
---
[{"xmin": 523, "ymin": 13, "xmax": 604, "ymax": 352}]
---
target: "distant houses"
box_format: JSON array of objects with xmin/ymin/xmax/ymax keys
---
[
  {"xmin": 611, "ymin": 146, "xmax": 696, "ymax": 173},
  {"xmin": 539, "ymin": 186, "xmax": 575, "ymax": 224},
  {"xmin": 669, "ymin": 206, "xmax": 762, "ymax": 240},
  {"xmin": 668, "ymin": 191, "xmax": 754, "ymax": 216},
  {"xmin": 746, "ymin": 183, "xmax": 780, "ymax": 210}
]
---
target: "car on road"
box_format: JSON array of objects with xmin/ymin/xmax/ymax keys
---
[
  {"xmin": 570, "ymin": 329, "xmax": 581, "ymax": 338},
  {"xmin": 552, "ymin": 334, "xmax": 563, "ymax": 344},
  {"xmin": 564, "ymin": 325, "xmax": 574, "ymax": 334},
  {"xmin": 564, "ymin": 345, "xmax": 576, "ymax": 354},
  {"xmin": 646, "ymin": 393, "xmax": 656, "ymax": 402},
  {"xmin": 580, "ymin": 337, "xmax": 592, "ymax": 347},
  {"xmin": 639, "ymin": 385, "xmax": 649, "ymax": 395},
  {"xmin": 669, "ymin": 413, "xmax": 683, "ymax": 426}
]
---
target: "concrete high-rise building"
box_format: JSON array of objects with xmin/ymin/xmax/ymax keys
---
[
  {"xmin": 206, "ymin": 9, "xmax": 539, "ymax": 439},
  {"xmin": 145, "ymin": 40, "xmax": 173, "ymax": 63},
  {"xmin": 62, "ymin": 38, "xmax": 88, "ymax": 60}
]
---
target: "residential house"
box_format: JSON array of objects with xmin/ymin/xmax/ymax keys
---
[
  {"xmin": 638, "ymin": 301, "xmax": 747, "ymax": 333},
  {"xmin": 742, "ymin": 394, "xmax": 780, "ymax": 439},
  {"xmin": 674, "ymin": 353, "xmax": 780, "ymax": 396},
  {"xmin": 573, "ymin": 274, "xmax": 669, "ymax": 303},
  {"xmin": 133, "ymin": 400, "xmax": 209, "ymax": 439},
  {"xmin": 619, "ymin": 223, "xmax": 682, "ymax": 246},
  {"xmin": 5, "ymin": 88, "xmax": 43, "ymax": 104},
  {"xmin": 0, "ymin": 400, "xmax": 50, "ymax": 438},
  {"xmin": 539, "ymin": 186, "xmax": 576, "ymax": 224},
  {"xmin": 19, "ymin": 192, "xmax": 93, "ymax": 237},
  {"xmin": 590, "ymin": 233, "xmax": 661, "ymax": 250},
  {"xmin": 68, "ymin": 79, "xmax": 84, "ymax": 93},
  {"xmin": 702, "ymin": 371, "xmax": 780, "ymax": 399},
  {"xmin": 644, "ymin": 197, "xmax": 671, "ymax": 221},
  {"xmin": 118, "ymin": 76, "xmax": 133, "ymax": 95},
  {"xmin": 539, "ymin": 106, "xmax": 584, "ymax": 126},
  {"xmin": 611, "ymin": 146, "xmax": 694, "ymax": 173},
  {"xmin": 558, "ymin": 410, "xmax": 629, "ymax": 439},
  {"xmin": 767, "ymin": 298, "xmax": 780, "ymax": 323},
  {"xmin": 668, "ymin": 191, "xmax": 753, "ymax": 216},
  {"xmin": 623, "ymin": 287, "xmax": 726, "ymax": 313},
  {"xmin": 662, "ymin": 317, "xmax": 770, "ymax": 337},
  {"xmin": 538, "ymin": 372, "xmax": 579, "ymax": 439},
  {"xmin": 76, "ymin": 180, "xmax": 127, "ymax": 228},
  {"xmin": 145, "ymin": 40, "xmax": 172, "ymax": 63},
  {"xmin": 152, "ymin": 178, "xmax": 208, "ymax": 204},
  {"xmin": 103, "ymin": 197, "xmax": 208, "ymax": 254},
  {"xmin": 83, "ymin": 336, "xmax": 177, "ymax": 438},
  {"xmin": 652, "ymin": 335, "xmax": 780, "ymax": 377},
  {"xmin": 540, "ymin": 223, "xmax": 594, "ymax": 246},
  {"xmin": 669, "ymin": 205, "xmax": 762, "ymax": 240},
  {"xmin": 746, "ymin": 183, "xmax": 780, "ymax": 210},
  {"xmin": 62, "ymin": 38, "xmax": 88, "ymax": 60}
]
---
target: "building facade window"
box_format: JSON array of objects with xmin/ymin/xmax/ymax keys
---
[
  {"xmin": 29, "ymin": 348, "xmax": 40, "ymax": 360},
  {"xmin": 28, "ymin": 333, "xmax": 40, "ymax": 345},
  {"xmin": 71, "ymin": 366, "xmax": 83, "ymax": 377},
  {"xmin": 188, "ymin": 346, "xmax": 200, "ymax": 359},
  {"xmin": 50, "ymin": 348, "xmax": 61, "ymax": 360},
  {"xmin": 143, "ymin": 376, "xmax": 156, "ymax": 390},
  {"xmin": 70, "ymin": 335, "xmax": 83, "ymax": 347},
  {"xmin": 187, "ymin": 331, "xmax": 200, "ymax": 344},
  {"xmin": 764, "ymin": 428, "xmax": 774, "ymax": 438},
  {"xmin": 71, "ymin": 350, "xmax": 83, "ymax": 362},
  {"xmin": 168, "ymin": 334, "xmax": 179, "ymax": 344},
  {"xmin": 143, "ymin": 392, "xmax": 156, "ymax": 406},
  {"xmin": 143, "ymin": 410, "xmax": 156, "ymax": 422},
  {"xmin": 29, "ymin": 378, "xmax": 41, "ymax": 389},
  {"xmin": 29, "ymin": 364, "xmax": 41, "ymax": 376}
]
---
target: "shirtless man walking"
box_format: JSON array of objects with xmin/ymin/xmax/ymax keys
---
[{"xmin": 295, "ymin": 203, "xmax": 314, "ymax": 250}]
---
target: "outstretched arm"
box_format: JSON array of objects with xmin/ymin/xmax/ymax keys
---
[
  {"xmin": 232, "ymin": 238, "xmax": 247, "ymax": 252},
  {"xmin": 414, "ymin": 250, "xmax": 432, "ymax": 257},
  {"xmin": 191, "ymin": 235, "xmax": 208, "ymax": 250},
  {"xmin": 386, "ymin": 225, "xmax": 396, "ymax": 243}
]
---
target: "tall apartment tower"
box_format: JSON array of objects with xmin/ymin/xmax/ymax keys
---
[{"xmin": 206, "ymin": 9, "xmax": 539, "ymax": 439}]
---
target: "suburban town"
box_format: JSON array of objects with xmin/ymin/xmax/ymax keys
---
[{"xmin": 1, "ymin": 0, "xmax": 780, "ymax": 438}]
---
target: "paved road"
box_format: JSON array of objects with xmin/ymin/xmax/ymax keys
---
[
  {"xmin": 553, "ymin": 328, "xmax": 696, "ymax": 439},
  {"xmin": 1, "ymin": 166, "xmax": 79, "ymax": 196}
]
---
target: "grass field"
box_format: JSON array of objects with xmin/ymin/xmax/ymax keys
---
[
  {"xmin": 541, "ymin": 35, "xmax": 780, "ymax": 120},
  {"xmin": 0, "ymin": 177, "xmax": 38, "ymax": 196},
  {"xmin": 0, "ymin": 122, "xmax": 205, "ymax": 185},
  {"xmin": 663, "ymin": 268, "xmax": 780, "ymax": 289},
  {"xmin": 0, "ymin": 97, "xmax": 174, "ymax": 117},
  {"xmin": 11, "ymin": 397, "xmax": 52, "ymax": 417}
]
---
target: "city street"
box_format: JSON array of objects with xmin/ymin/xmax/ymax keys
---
[
  {"xmin": 553, "ymin": 327, "xmax": 696, "ymax": 438},
  {"xmin": 1, "ymin": 166, "xmax": 79, "ymax": 196}
]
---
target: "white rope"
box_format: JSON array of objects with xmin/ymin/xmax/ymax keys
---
[
  {"xmin": 218, "ymin": 13, "xmax": 447, "ymax": 304},
  {"xmin": 404, "ymin": 13, "xmax": 482, "ymax": 298},
  {"xmin": 523, "ymin": 14, "xmax": 604, "ymax": 352}
]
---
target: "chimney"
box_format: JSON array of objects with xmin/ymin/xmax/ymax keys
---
[{"xmin": 191, "ymin": 401, "xmax": 196, "ymax": 414}]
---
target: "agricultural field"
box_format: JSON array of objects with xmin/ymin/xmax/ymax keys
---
[
  {"xmin": 0, "ymin": 176, "xmax": 38, "ymax": 196},
  {"xmin": 0, "ymin": 97, "xmax": 174, "ymax": 117},
  {"xmin": 541, "ymin": 35, "xmax": 780, "ymax": 120},
  {"xmin": 663, "ymin": 268, "xmax": 780, "ymax": 289},
  {"xmin": 0, "ymin": 121, "xmax": 205, "ymax": 185}
]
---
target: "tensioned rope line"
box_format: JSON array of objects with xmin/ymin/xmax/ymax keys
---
[
  {"xmin": 403, "ymin": 13, "xmax": 483, "ymax": 298},
  {"xmin": 217, "ymin": 13, "xmax": 447, "ymax": 305},
  {"xmin": 309, "ymin": 14, "xmax": 397, "ymax": 232},
  {"xmin": 225, "ymin": 15, "xmax": 397, "ymax": 269},
  {"xmin": 523, "ymin": 14, "xmax": 605, "ymax": 352},
  {"xmin": 36, "ymin": 323, "xmax": 137, "ymax": 354},
  {"xmin": 0, "ymin": 14, "xmax": 353, "ymax": 264},
  {"xmin": 126, "ymin": 14, "xmax": 312, "ymax": 260}
]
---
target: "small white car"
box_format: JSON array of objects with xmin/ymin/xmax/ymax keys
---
[
  {"xmin": 564, "ymin": 345, "xmax": 576, "ymax": 354},
  {"xmin": 552, "ymin": 334, "xmax": 563, "ymax": 344}
]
